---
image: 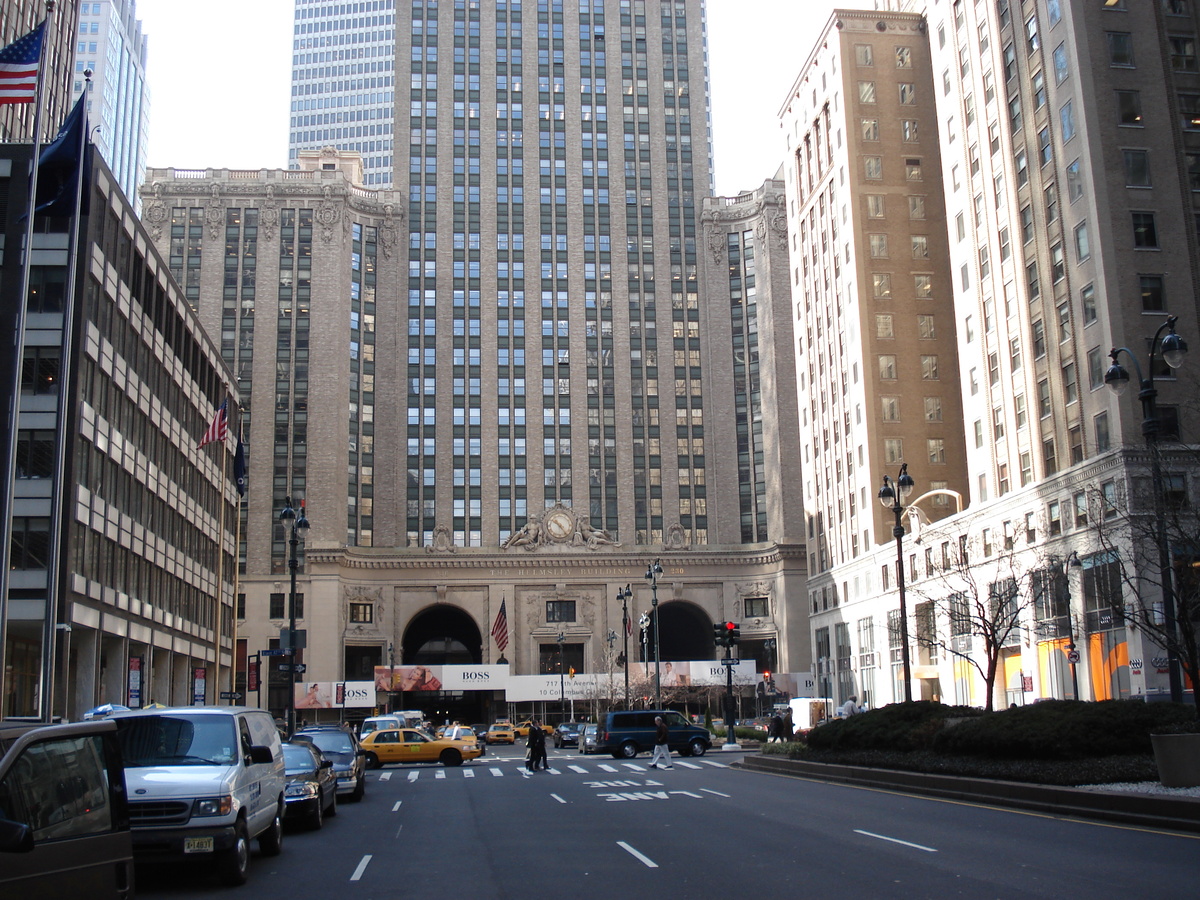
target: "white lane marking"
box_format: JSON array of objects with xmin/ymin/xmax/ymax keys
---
[
  {"xmin": 463, "ymin": 768, "xmax": 475, "ymax": 778},
  {"xmin": 671, "ymin": 790, "xmax": 703, "ymax": 798},
  {"xmin": 621, "ymin": 763, "xmax": 646, "ymax": 771},
  {"xmin": 675, "ymin": 761, "xmax": 702, "ymax": 769},
  {"xmin": 379, "ymin": 772, "xmax": 392, "ymax": 781},
  {"xmin": 854, "ymin": 829, "xmax": 938, "ymax": 853},
  {"xmin": 350, "ymin": 855, "xmax": 373, "ymax": 881},
  {"xmin": 551, "ymin": 793, "xmax": 567, "ymax": 804},
  {"xmin": 618, "ymin": 841, "xmax": 659, "ymax": 868},
  {"xmin": 407, "ymin": 771, "xmax": 419, "ymax": 782},
  {"xmin": 569, "ymin": 765, "xmax": 589, "ymax": 773},
  {"xmin": 701, "ymin": 788, "xmax": 730, "ymax": 797},
  {"xmin": 391, "ymin": 801, "xmax": 402, "ymax": 812},
  {"xmin": 700, "ymin": 760, "xmax": 727, "ymax": 768},
  {"xmin": 546, "ymin": 767, "xmax": 561, "ymax": 775},
  {"xmin": 435, "ymin": 769, "xmax": 446, "ymax": 779},
  {"xmin": 598, "ymin": 764, "xmax": 618, "ymax": 772},
  {"xmin": 490, "ymin": 767, "xmax": 504, "ymax": 777}
]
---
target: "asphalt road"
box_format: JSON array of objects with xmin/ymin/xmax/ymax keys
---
[{"xmin": 136, "ymin": 744, "xmax": 1199, "ymax": 899}]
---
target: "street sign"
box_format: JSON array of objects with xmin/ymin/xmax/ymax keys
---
[
  {"xmin": 1066, "ymin": 649, "xmax": 1081, "ymax": 664},
  {"xmin": 720, "ymin": 658, "xmax": 740, "ymax": 666},
  {"xmin": 278, "ymin": 663, "xmax": 292, "ymax": 672},
  {"xmin": 293, "ymin": 663, "xmax": 307, "ymax": 674},
  {"xmin": 260, "ymin": 648, "xmax": 290, "ymax": 657},
  {"xmin": 219, "ymin": 691, "xmax": 243, "ymax": 700}
]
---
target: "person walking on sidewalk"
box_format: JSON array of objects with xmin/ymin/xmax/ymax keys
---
[{"xmin": 648, "ymin": 715, "xmax": 673, "ymax": 769}]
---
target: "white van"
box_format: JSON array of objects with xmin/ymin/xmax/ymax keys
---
[
  {"xmin": 359, "ymin": 715, "xmax": 404, "ymax": 739},
  {"xmin": 112, "ymin": 706, "xmax": 285, "ymax": 886}
]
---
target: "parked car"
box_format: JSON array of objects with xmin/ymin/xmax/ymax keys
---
[
  {"xmin": 513, "ymin": 720, "xmax": 556, "ymax": 738},
  {"xmin": 281, "ymin": 742, "xmax": 337, "ymax": 830},
  {"xmin": 292, "ymin": 726, "xmax": 367, "ymax": 802},
  {"xmin": 112, "ymin": 706, "xmax": 285, "ymax": 886},
  {"xmin": 360, "ymin": 727, "xmax": 483, "ymax": 768},
  {"xmin": 553, "ymin": 722, "xmax": 582, "ymax": 748},
  {"xmin": 595, "ymin": 710, "xmax": 712, "ymax": 759},
  {"xmin": 485, "ymin": 723, "xmax": 516, "ymax": 745},
  {"xmin": 0, "ymin": 718, "xmax": 134, "ymax": 899},
  {"xmin": 578, "ymin": 722, "xmax": 599, "ymax": 754}
]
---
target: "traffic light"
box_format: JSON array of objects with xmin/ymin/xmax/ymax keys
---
[
  {"xmin": 724, "ymin": 621, "xmax": 740, "ymax": 644},
  {"xmin": 713, "ymin": 622, "xmax": 727, "ymax": 646}
]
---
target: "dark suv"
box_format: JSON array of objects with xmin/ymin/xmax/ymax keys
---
[
  {"xmin": 292, "ymin": 726, "xmax": 367, "ymax": 802},
  {"xmin": 597, "ymin": 710, "xmax": 711, "ymax": 759}
]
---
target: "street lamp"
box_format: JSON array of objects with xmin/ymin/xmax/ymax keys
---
[
  {"xmin": 557, "ymin": 631, "xmax": 566, "ymax": 714},
  {"xmin": 279, "ymin": 496, "xmax": 310, "ymax": 736},
  {"xmin": 645, "ymin": 559, "xmax": 663, "ymax": 707},
  {"xmin": 1062, "ymin": 551, "xmax": 1082, "ymax": 701},
  {"xmin": 616, "ymin": 584, "xmax": 632, "ymax": 708},
  {"xmin": 1105, "ymin": 316, "xmax": 1189, "ymax": 703},
  {"xmin": 879, "ymin": 463, "xmax": 915, "ymax": 703}
]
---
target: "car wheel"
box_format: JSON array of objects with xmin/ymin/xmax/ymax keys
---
[
  {"xmin": 326, "ymin": 788, "xmax": 337, "ymax": 817},
  {"xmin": 307, "ymin": 795, "xmax": 324, "ymax": 831},
  {"xmin": 439, "ymin": 748, "xmax": 463, "ymax": 767},
  {"xmin": 365, "ymin": 751, "xmax": 381, "ymax": 770},
  {"xmin": 351, "ymin": 775, "xmax": 366, "ymax": 802},
  {"xmin": 257, "ymin": 802, "xmax": 283, "ymax": 857},
  {"xmin": 218, "ymin": 820, "xmax": 250, "ymax": 886},
  {"xmin": 619, "ymin": 741, "xmax": 638, "ymax": 759},
  {"xmin": 689, "ymin": 739, "xmax": 708, "ymax": 757}
]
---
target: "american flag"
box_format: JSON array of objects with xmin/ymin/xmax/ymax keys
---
[
  {"xmin": 0, "ymin": 23, "xmax": 44, "ymax": 106},
  {"xmin": 199, "ymin": 400, "xmax": 229, "ymax": 448},
  {"xmin": 491, "ymin": 599, "xmax": 509, "ymax": 652}
]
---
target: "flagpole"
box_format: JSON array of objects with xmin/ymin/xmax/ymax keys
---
[
  {"xmin": 36, "ymin": 69, "xmax": 91, "ymax": 723},
  {"xmin": 215, "ymin": 407, "xmax": 229, "ymax": 703},
  {"xmin": 230, "ymin": 417, "xmax": 244, "ymax": 697},
  {"xmin": 0, "ymin": 2, "xmax": 58, "ymax": 718}
]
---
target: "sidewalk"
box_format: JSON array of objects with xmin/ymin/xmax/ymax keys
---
[{"xmin": 735, "ymin": 754, "xmax": 1200, "ymax": 834}]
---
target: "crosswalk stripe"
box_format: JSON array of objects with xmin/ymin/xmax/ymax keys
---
[
  {"xmin": 490, "ymin": 767, "xmax": 503, "ymax": 777},
  {"xmin": 622, "ymin": 763, "xmax": 646, "ymax": 771},
  {"xmin": 597, "ymin": 763, "xmax": 618, "ymax": 772},
  {"xmin": 463, "ymin": 769, "xmax": 475, "ymax": 778},
  {"xmin": 407, "ymin": 771, "xmax": 418, "ymax": 782},
  {"xmin": 546, "ymin": 767, "xmax": 561, "ymax": 775},
  {"xmin": 568, "ymin": 765, "xmax": 588, "ymax": 773},
  {"xmin": 701, "ymin": 760, "xmax": 727, "ymax": 768},
  {"xmin": 675, "ymin": 761, "xmax": 702, "ymax": 769},
  {"xmin": 435, "ymin": 769, "xmax": 446, "ymax": 779}
]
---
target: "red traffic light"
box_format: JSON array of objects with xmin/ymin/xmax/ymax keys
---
[{"xmin": 724, "ymin": 621, "xmax": 736, "ymax": 631}]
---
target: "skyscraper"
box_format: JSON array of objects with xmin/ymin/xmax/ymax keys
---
[
  {"xmin": 142, "ymin": 0, "xmax": 808, "ymax": 724},
  {"xmin": 71, "ymin": 0, "xmax": 150, "ymax": 210}
]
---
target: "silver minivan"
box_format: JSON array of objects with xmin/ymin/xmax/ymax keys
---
[{"xmin": 112, "ymin": 706, "xmax": 285, "ymax": 886}]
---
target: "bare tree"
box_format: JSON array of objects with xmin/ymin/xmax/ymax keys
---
[
  {"xmin": 1088, "ymin": 456, "xmax": 1200, "ymax": 716},
  {"xmin": 908, "ymin": 533, "xmax": 1048, "ymax": 711}
]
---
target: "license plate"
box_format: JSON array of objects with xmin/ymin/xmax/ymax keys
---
[{"xmin": 183, "ymin": 836, "xmax": 214, "ymax": 854}]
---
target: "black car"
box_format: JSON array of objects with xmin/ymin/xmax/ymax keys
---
[
  {"xmin": 293, "ymin": 726, "xmax": 367, "ymax": 801},
  {"xmin": 281, "ymin": 742, "xmax": 337, "ymax": 830},
  {"xmin": 470, "ymin": 724, "xmax": 489, "ymax": 754},
  {"xmin": 553, "ymin": 721, "xmax": 582, "ymax": 748}
]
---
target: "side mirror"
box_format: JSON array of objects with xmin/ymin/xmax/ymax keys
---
[
  {"xmin": 320, "ymin": 759, "xmax": 334, "ymax": 769},
  {"xmin": 0, "ymin": 819, "xmax": 34, "ymax": 854},
  {"xmin": 248, "ymin": 745, "xmax": 275, "ymax": 765}
]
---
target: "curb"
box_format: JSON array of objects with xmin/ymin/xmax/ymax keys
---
[{"xmin": 735, "ymin": 754, "xmax": 1200, "ymax": 835}]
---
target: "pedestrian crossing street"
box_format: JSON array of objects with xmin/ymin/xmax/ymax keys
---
[{"xmin": 381, "ymin": 757, "xmax": 730, "ymax": 782}]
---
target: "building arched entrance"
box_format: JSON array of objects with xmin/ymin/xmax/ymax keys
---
[
  {"xmin": 654, "ymin": 601, "xmax": 716, "ymax": 662},
  {"xmin": 395, "ymin": 606, "xmax": 488, "ymax": 726}
]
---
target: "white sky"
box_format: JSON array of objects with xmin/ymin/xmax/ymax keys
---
[{"xmin": 136, "ymin": 0, "xmax": 875, "ymax": 196}]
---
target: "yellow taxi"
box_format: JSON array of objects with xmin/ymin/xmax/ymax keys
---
[
  {"xmin": 485, "ymin": 723, "xmax": 517, "ymax": 744},
  {"xmin": 360, "ymin": 727, "xmax": 483, "ymax": 768},
  {"xmin": 513, "ymin": 720, "xmax": 556, "ymax": 738}
]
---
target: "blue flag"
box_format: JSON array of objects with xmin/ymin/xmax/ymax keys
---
[
  {"xmin": 35, "ymin": 93, "xmax": 91, "ymax": 217},
  {"xmin": 234, "ymin": 433, "xmax": 247, "ymax": 498}
]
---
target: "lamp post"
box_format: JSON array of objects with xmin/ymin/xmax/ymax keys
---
[
  {"xmin": 645, "ymin": 559, "xmax": 663, "ymax": 707},
  {"xmin": 879, "ymin": 463, "xmax": 915, "ymax": 703},
  {"xmin": 557, "ymin": 631, "xmax": 566, "ymax": 715},
  {"xmin": 617, "ymin": 584, "xmax": 632, "ymax": 708},
  {"xmin": 1062, "ymin": 551, "xmax": 1082, "ymax": 701},
  {"xmin": 1105, "ymin": 316, "xmax": 1188, "ymax": 703},
  {"xmin": 279, "ymin": 496, "xmax": 311, "ymax": 736}
]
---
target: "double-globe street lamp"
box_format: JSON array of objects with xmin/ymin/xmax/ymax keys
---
[
  {"xmin": 645, "ymin": 559, "xmax": 663, "ymax": 707},
  {"xmin": 279, "ymin": 497, "xmax": 310, "ymax": 736},
  {"xmin": 879, "ymin": 464, "xmax": 915, "ymax": 703},
  {"xmin": 1104, "ymin": 316, "xmax": 1189, "ymax": 703},
  {"xmin": 616, "ymin": 583, "xmax": 632, "ymax": 708}
]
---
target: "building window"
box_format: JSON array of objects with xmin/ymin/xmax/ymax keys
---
[
  {"xmin": 546, "ymin": 600, "xmax": 577, "ymax": 623},
  {"xmin": 1051, "ymin": 244, "xmax": 1066, "ymax": 282},
  {"xmin": 924, "ymin": 397, "xmax": 942, "ymax": 422},
  {"xmin": 882, "ymin": 396, "xmax": 900, "ymax": 421},
  {"xmin": 745, "ymin": 597, "xmax": 769, "ymax": 618},
  {"xmin": 879, "ymin": 355, "xmax": 897, "ymax": 380},
  {"xmin": 1021, "ymin": 452, "xmax": 1034, "ymax": 487},
  {"xmin": 921, "ymin": 355, "xmax": 939, "ymax": 380},
  {"xmin": 1039, "ymin": 379, "xmax": 1052, "ymax": 418},
  {"xmin": 1067, "ymin": 159, "xmax": 1084, "ymax": 200},
  {"xmin": 1053, "ymin": 43, "xmax": 1069, "ymax": 83},
  {"xmin": 884, "ymin": 438, "xmax": 903, "ymax": 464},
  {"xmin": 1107, "ymin": 32, "xmax": 1135, "ymax": 66},
  {"xmin": 902, "ymin": 119, "xmax": 919, "ymax": 142},
  {"xmin": 1095, "ymin": 412, "xmax": 1111, "ymax": 452},
  {"xmin": 1188, "ymin": 151, "xmax": 1200, "ymax": 189},
  {"xmin": 975, "ymin": 419, "xmax": 984, "ymax": 447},
  {"xmin": 917, "ymin": 314, "xmax": 936, "ymax": 339},
  {"xmin": 1116, "ymin": 90, "xmax": 1143, "ymax": 126},
  {"xmin": 876, "ymin": 314, "xmax": 895, "ymax": 339},
  {"xmin": 855, "ymin": 44, "xmax": 874, "ymax": 66},
  {"xmin": 1180, "ymin": 92, "xmax": 1200, "ymax": 130},
  {"xmin": 1074, "ymin": 492, "xmax": 1088, "ymax": 527},
  {"xmin": 1170, "ymin": 36, "xmax": 1198, "ymax": 72},
  {"xmin": 1081, "ymin": 283, "xmax": 1097, "ymax": 323},
  {"xmin": 859, "ymin": 81, "xmax": 877, "ymax": 103},
  {"xmin": 861, "ymin": 118, "xmax": 880, "ymax": 141},
  {"xmin": 864, "ymin": 156, "xmax": 883, "ymax": 180},
  {"xmin": 1033, "ymin": 319, "xmax": 1047, "ymax": 358},
  {"xmin": 911, "ymin": 235, "xmax": 929, "ymax": 259},
  {"xmin": 1132, "ymin": 212, "xmax": 1159, "ymax": 247},
  {"xmin": 869, "ymin": 234, "xmax": 889, "ymax": 257},
  {"xmin": 1123, "ymin": 149, "xmax": 1150, "ymax": 186},
  {"xmin": 867, "ymin": 194, "xmax": 885, "ymax": 217},
  {"xmin": 349, "ymin": 602, "xmax": 374, "ymax": 623},
  {"xmin": 1048, "ymin": 500, "xmax": 1062, "ymax": 535},
  {"xmin": 1075, "ymin": 222, "xmax": 1090, "ymax": 261},
  {"xmin": 1140, "ymin": 274, "xmax": 1165, "ymax": 311},
  {"xmin": 899, "ymin": 83, "xmax": 916, "ymax": 104},
  {"xmin": 928, "ymin": 438, "xmax": 946, "ymax": 465},
  {"xmin": 873, "ymin": 273, "xmax": 892, "ymax": 298},
  {"xmin": 1061, "ymin": 100, "xmax": 1077, "ymax": 141},
  {"xmin": 909, "ymin": 196, "xmax": 926, "ymax": 219},
  {"xmin": 1063, "ymin": 362, "xmax": 1078, "ymax": 404},
  {"xmin": 1044, "ymin": 439, "xmax": 1058, "ymax": 476}
]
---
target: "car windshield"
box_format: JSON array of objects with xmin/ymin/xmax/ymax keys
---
[
  {"xmin": 115, "ymin": 715, "xmax": 238, "ymax": 767},
  {"xmin": 301, "ymin": 731, "xmax": 354, "ymax": 755},
  {"xmin": 489, "ymin": 725, "xmax": 507, "ymax": 731},
  {"xmin": 282, "ymin": 744, "xmax": 318, "ymax": 773}
]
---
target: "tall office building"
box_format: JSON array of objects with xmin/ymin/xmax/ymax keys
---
[
  {"xmin": 71, "ymin": 0, "xmax": 150, "ymax": 210},
  {"xmin": 800, "ymin": 1, "xmax": 1200, "ymax": 710},
  {"xmin": 0, "ymin": 0, "xmax": 80, "ymax": 143},
  {"xmin": 142, "ymin": 0, "xmax": 809, "ymax": 724},
  {"xmin": 288, "ymin": 0, "xmax": 397, "ymax": 186}
]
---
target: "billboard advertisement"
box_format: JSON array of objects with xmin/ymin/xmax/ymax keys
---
[{"xmin": 294, "ymin": 680, "xmax": 375, "ymax": 709}]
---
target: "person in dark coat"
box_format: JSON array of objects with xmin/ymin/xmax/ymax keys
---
[
  {"xmin": 768, "ymin": 713, "xmax": 785, "ymax": 743},
  {"xmin": 527, "ymin": 718, "xmax": 548, "ymax": 771}
]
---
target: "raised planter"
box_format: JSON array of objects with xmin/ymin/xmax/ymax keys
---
[{"xmin": 1151, "ymin": 733, "xmax": 1200, "ymax": 788}]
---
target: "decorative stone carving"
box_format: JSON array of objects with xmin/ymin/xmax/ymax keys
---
[
  {"xmin": 259, "ymin": 204, "xmax": 279, "ymax": 242},
  {"xmin": 426, "ymin": 524, "xmax": 458, "ymax": 553},
  {"xmin": 205, "ymin": 184, "xmax": 225, "ymax": 239},
  {"xmin": 664, "ymin": 523, "xmax": 689, "ymax": 551},
  {"xmin": 316, "ymin": 200, "xmax": 340, "ymax": 243},
  {"xmin": 501, "ymin": 514, "xmax": 544, "ymax": 551},
  {"xmin": 708, "ymin": 230, "xmax": 726, "ymax": 264},
  {"xmin": 500, "ymin": 505, "xmax": 620, "ymax": 552},
  {"xmin": 143, "ymin": 200, "xmax": 168, "ymax": 242}
]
